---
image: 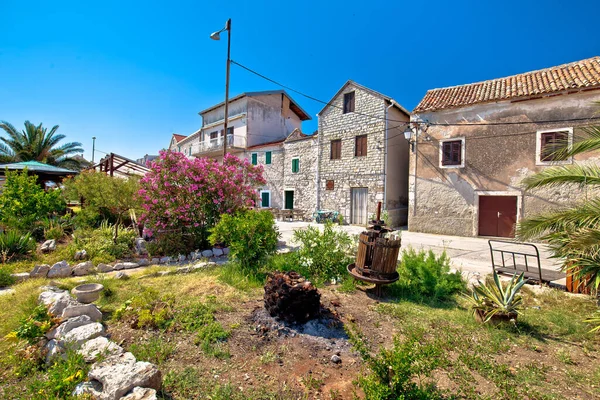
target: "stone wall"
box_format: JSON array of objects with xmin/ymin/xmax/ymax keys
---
[
  {"xmin": 247, "ymin": 144, "xmax": 285, "ymax": 209},
  {"xmin": 408, "ymin": 90, "xmax": 600, "ymax": 237},
  {"xmin": 283, "ymin": 135, "xmax": 318, "ymax": 217}
]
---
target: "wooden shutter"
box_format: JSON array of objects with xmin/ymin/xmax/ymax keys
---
[
  {"xmin": 541, "ymin": 131, "xmax": 568, "ymax": 161},
  {"xmin": 265, "ymin": 151, "xmax": 272, "ymax": 165},
  {"xmin": 251, "ymin": 153, "xmax": 258, "ymax": 165},
  {"xmin": 261, "ymin": 192, "xmax": 270, "ymax": 207},
  {"xmin": 355, "ymin": 135, "xmax": 367, "ymax": 157},
  {"xmin": 331, "ymin": 140, "xmax": 341, "ymax": 159},
  {"xmin": 442, "ymin": 140, "xmax": 461, "ymax": 166},
  {"xmin": 344, "ymin": 91, "xmax": 355, "ymax": 113},
  {"xmin": 326, "ymin": 180, "xmax": 334, "ymax": 190}
]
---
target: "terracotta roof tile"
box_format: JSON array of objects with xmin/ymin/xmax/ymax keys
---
[
  {"xmin": 172, "ymin": 134, "xmax": 187, "ymax": 143},
  {"xmin": 414, "ymin": 56, "xmax": 600, "ymax": 112}
]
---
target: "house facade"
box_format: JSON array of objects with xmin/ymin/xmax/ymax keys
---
[
  {"xmin": 408, "ymin": 56, "xmax": 600, "ymax": 238},
  {"xmin": 317, "ymin": 81, "xmax": 411, "ymax": 226},
  {"xmin": 282, "ymin": 129, "xmax": 319, "ymax": 215}
]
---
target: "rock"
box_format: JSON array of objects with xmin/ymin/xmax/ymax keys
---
[
  {"xmin": 120, "ymin": 387, "xmax": 157, "ymax": 400},
  {"xmin": 150, "ymin": 258, "xmax": 159, "ymax": 265},
  {"xmin": 74, "ymin": 250, "xmax": 88, "ymax": 261},
  {"xmin": 31, "ymin": 264, "xmax": 51, "ymax": 278},
  {"xmin": 60, "ymin": 322, "xmax": 105, "ymax": 349},
  {"xmin": 47, "ymin": 315, "xmax": 93, "ymax": 340},
  {"xmin": 11, "ymin": 272, "xmax": 30, "ymax": 282},
  {"xmin": 159, "ymin": 256, "xmax": 171, "ymax": 264},
  {"xmin": 98, "ymin": 263, "xmax": 115, "ymax": 273},
  {"xmin": 39, "ymin": 290, "xmax": 76, "ymax": 317},
  {"xmin": 47, "ymin": 261, "xmax": 71, "ymax": 278},
  {"xmin": 134, "ymin": 238, "xmax": 148, "ymax": 255},
  {"xmin": 78, "ymin": 336, "xmax": 124, "ymax": 362},
  {"xmin": 45, "ymin": 339, "xmax": 65, "ymax": 363},
  {"xmin": 178, "ymin": 254, "xmax": 186, "ymax": 263},
  {"xmin": 212, "ymin": 248, "xmax": 224, "ymax": 257},
  {"xmin": 73, "ymin": 381, "xmax": 103, "ymax": 398},
  {"xmin": 176, "ymin": 267, "xmax": 190, "ymax": 274},
  {"xmin": 137, "ymin": 259, "xmax": 149, "ymax": 266},
  {"xmin": 89, "ymin": 352, "xmax": 161, "ymax": 400},
  {"xmin": 41, "ymin": 239, "xmax": 56, "ymax": 253},
  {"xmin": 62, "ymin": 303, "xmax": 103, "ymax": 322},
  {"xmin": 331, "ymin": 354, "xmax": 342, "ymax": 364},
  {"xmin": 72, "ymin": 261, "xmax": 94, "ymax": 276},
  {"xmin": 222, "ymin": 247, "xmax": 229, "ymax": 255},
  {"xmin": 115, "ymin": 271, "xmax": 128, "ymax": 280},
  {"xmin": 201, "ymin": 250, "xmax": 213, "ymax": 258},
  {"xmin": 114, "ymin": 262, "xmax": 139, "ymax": 270}
]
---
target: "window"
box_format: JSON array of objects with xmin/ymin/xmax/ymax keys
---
[
  {"xmin": 343, "ymin": 91, "xmax": 355, "ymax": 114},
  {"xmin": 265, "ymin": 151, "xmax": 272, "ymax": 165},
  {"xmin": 291, "ymin": 158, "xmax": 300, "ymax": 173},
  {"xmin": 440, "ymin": 138, "xmax": 465, "ymax": 168},
  {"xmin": 226, "ymin": 126, "xmax": 234, "ymax": 136},
  {"xmin": 536, "ymin": 128, "xmax": 573, "ymax": 165},
  {"xmin": 355, "ymin": 135, "xmax": 367, "ymax": 157},
  {"xmin": 210, "ymin": 131, "xmax": 218, "ymax": 140},
  {"xmin": 326, "ymin": 180, "xmax": 334, "ymax": 190},
  {"xmin": 251, "ymin": 153, "xmax": 258, "ymax": 165},
  {"xmin": 260, "ymin": 191, "xmax": 270, "ymax": 208},
  {"xmin": 330, "ymin": 139, "xmax": 341, "ymax": 159}
]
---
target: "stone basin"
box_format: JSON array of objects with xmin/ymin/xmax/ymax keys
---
[{"xmin": 71, "ymin": 283, "xmax": 104, "ymax": 304}]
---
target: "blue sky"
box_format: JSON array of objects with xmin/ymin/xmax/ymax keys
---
[{"xmin": 1, "ymin": 0, "xmax": 599, "ymax": 162}]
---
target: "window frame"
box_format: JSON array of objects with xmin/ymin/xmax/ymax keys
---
[
  {"xmin": 265, "ymin": 151, "xmax": 272, "ymax": 165},
  {"xmin": 291, "ymin": 157, "xmax": 300, "ymax": 173},
  {"xmin": 259, "ymin": 190, "xmax": 271, "ymax": 208},
  {"xmin": 439, "ymin": 137, "xmax": 465, "ymax": 169},
  {"xmin": 251, "ymin": 152, "xmax": 258, "ymax": 165},
  {"xmin": 330, "ymin": 139, "xmax": 341, "ymax": 160},
  {"xmin": 343, "ymin": 91, "xmax": 355, "ymax": 114},
  {"xmin": 355, "ymin": 135, "xmax": 367, "ymax": 157},
  {"xmin": 536, "ymin": 127, "xmax": 573, "ymax": 166}
]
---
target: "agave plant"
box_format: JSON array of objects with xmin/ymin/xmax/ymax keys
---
[
  {"xmin": 466, "ymin": 271, "xmax": 526, "ymax": 323},
  {"xmin": 584, "ymin": 312, "xmax": 600, "ymax": 333}
]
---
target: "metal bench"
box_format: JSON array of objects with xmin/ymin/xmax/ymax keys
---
[{"xmin": 489, "ymin": 239, "xmax": 565, "ymax": 285}]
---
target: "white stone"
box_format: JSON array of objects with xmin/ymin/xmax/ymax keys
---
[
  {"xmin": 11, "ymin": 272, "xmax": 29, "ymax": 282},
  {"xmin": 41, "ymin": 239, "xmax": 56, "ymax": 253},
  {"xmin": 150, "ymin": 258, "xmax": 160, "ymax": 265},
  {"xmin": 120, "ymin": 387, "xmax": 157, "ymax": 400},
  {"xmin": 47, "ymin": 261, "xmax": 71, "ymax": 278},
  {"xmin": 73, "ymin": 381, "xmax": 103, "ymax": 398},
  {"xmin": 212, "ymin": 248, "xmax": 224, "ymax": 257},
  {"xmin": 222, "ymin": 247, "xmax": 230, "ymax": 255},
  {"xmin": 159, "ymin": 256, "xmax": 171, "ymax": 264},
  {"xmin": 47, "ymin": 315, "xmax": 92, "ymax": 340},
  {"xmin": 60, "ymin": 322, "xmax": 105, "ymax": 349},
  {"xmin": 39, "ymin": 290, "xmax": 76, "ymax": 317},
  {"xmin": 30, "ymin": 264, "xmax": 50, "ymax": 278},
  {"xmin": 72, "ymin": 261, "xmax": 94, "ymax": 276},
  {"xmin": 134, "ymin": 238, "xmax": 147, "ymax": 255},
  {"xmin": 98, "ymin": 263, "xmax": 114, "ymax": 273},
  {"xmin": 79, "ymin": 336, "xmax": 123, "ymax": 362},
  {"xmin": 201, "ymin": 250, "xmax": 213, "ymax": 258},
  {"xmin": 137, "ymin": 259, "xmax": 149, "ymax": 266},
  {"xmin": 89, "ymin": 352, "xmax": 161, "ymax": 400},
  {"xmin": 178, "ymin": 254, "xmax": 186, "ymax": 262},
  {"xmin": 74, "ymin": 249, "xmax": 87, "ymax": 260},
  {"xmin": 114, "ymin": 262, "xmax": 139, "ymax": 270},
  {"xmin": 176, "ymin": 267, "xmax": 190, "ymax": 274},
  {"xmin": 45, "ymin": 339, "xmax": 65, "ymax": 363},
  {"xmin": 62, "ymin": 303, "xmax": 103, "ymax": 322}
]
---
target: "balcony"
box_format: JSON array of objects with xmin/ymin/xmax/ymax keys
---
[{"xmin": 191, "ymin": 134, "xmax": 246, "ymax": 156}]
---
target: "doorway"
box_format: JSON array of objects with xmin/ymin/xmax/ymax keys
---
[
  {"xmin": 350, "ymin": 187, "xmax": 368, "ymax": 225},
  {"xmin": 284, "ymin": 190, "xmax": 294, "ymax": 210},
  {"xmin": 478, "ymin": 195, "xmax": 518, "ymax": 237}
]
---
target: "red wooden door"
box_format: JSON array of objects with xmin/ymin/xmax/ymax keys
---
[{"xmin": 478, "ymin": 196, "xmax": 517, "ymax": 238}]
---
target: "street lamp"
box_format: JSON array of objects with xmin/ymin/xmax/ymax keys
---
[
  {"xmin": 403, "ymin": 127, "xmax": 415, "ymax": 153},
  {"xmin": 92, "ymin": 137, "xmax": 97, "ymax": 163},
  {"xmin": 210, "ymin": 18, "xmax": 232, "ymax": 160}
]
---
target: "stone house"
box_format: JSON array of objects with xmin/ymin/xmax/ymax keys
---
[
  {"xmin": 317, "ymin": 81, "xmax": 411, "ymax": 226},
  {"xmin": 281, "ymin": 129, "xmax": 319, "ymax": 215},
  {"xmin": 408, "ymin": 56, "xmax": 600, "ymax": 238}
]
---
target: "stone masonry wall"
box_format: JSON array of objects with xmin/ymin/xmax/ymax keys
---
[
  {"xmin": 283, "ymin": 136, "xmax": 318, "ymax": 217},
  {"xmin": 245, "ymin": 145, "xmax": 284, "ymax": 209},
  {"xmin": 318, "ymin": 84, "xmax": 387, "ymax": 224}
]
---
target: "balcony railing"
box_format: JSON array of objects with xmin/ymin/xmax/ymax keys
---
[{"xmin": 192, "ymin": 134, "xmax": 246, "ymax": 155}]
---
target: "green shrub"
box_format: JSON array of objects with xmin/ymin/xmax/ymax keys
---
[
  {"xmin": 0, "ymin": 231, "xmax": 36, "ymax": 262},
  {"xmin": 129, "ymin": 336, "xmax": 175, "ymax": 365},
  {"xmin": 26, "ymin": 350, "xmax": 88, "ymax": 399},
  {"xmin": 346, "ymin": 323, "xmax": 444, "ymax": 400},
  {"xmin": 393, "ymin": 249, "xmax": 465, "ymax": 301},
  {"xmin": 209, "ymin": 210, "xmax": 279, "ymax": 272},
  {"xmin": 291, "ymin": 222, "xmax": 354, "ymax": 283},
  {"xmin": 0, "ymin": 169, "xmax": 66, "ymax": 231},
  {"xmin": 67, "ymin": 221, "xmax": 137, "ymax": 262},
  {"xmin": 43, "ymin": 220, "xmax": 65, "ymax": 241},
  {"xmin": 146, "ymin": 230, "xmax": 206, "ymax": 257},
  {"xmin": 0, "ymin": 267, "xmax": 16, "ymax": 287},
  {"xmin": 114, "ymin": 287, "xmax": 175, "ymax": 330},
  {"xmin": 13, "ymin": 305, "xmax": 55, "ymax": 344}
]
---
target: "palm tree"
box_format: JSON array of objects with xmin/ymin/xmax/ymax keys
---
[
  {"xmin": 0, "ymin": 121, "xmax": 84, "ymax": 170},
  {"xmin": 517, "ymin": 123, "xmax": 600, "ymax": 292}
]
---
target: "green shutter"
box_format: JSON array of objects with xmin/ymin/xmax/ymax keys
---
[
  {"xmin": 265, "ymin": 151, "xmax": 272, "ymax": 165},
  {"xmin": 261, "ymin": 192, "xmax": 270, "ymax": 207},
  {"xmin": 251, "ymin": 153, "xmax": 257, "ymax": 165},
  {"xmin": 291, "ymin": 159, "xmax": 299, "ymax": 173}
]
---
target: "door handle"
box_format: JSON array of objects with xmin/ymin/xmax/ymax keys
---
[{"xmin": 498, "ymin": 212, "xmax": 501, "ymax": 218}]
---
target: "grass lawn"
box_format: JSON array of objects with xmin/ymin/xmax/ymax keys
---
[{"xmin": 0, "ymin": 264, "xmax": 598, "ymax": 399}]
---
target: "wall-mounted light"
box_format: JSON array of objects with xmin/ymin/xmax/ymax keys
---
[{"xmin": 403, "ymin": 128, "xmax": 415, "ymax": 153}]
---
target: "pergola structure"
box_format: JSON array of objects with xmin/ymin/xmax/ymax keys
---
[
  {"xmin": 0, "ymin": 160, "xmax": 78, "ymax": 188},
  {"xmin": 91, "ymin": 153, "xmax": 150, "ymax": 178}
]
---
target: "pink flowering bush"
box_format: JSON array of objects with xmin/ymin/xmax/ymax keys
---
[{"xmin": 139, "ymin": 151, "xmax": 266, "ymax": 254}]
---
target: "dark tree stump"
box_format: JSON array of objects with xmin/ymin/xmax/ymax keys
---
[{"xmin": 263, "ymin": 271, "xmax": 321, "ymax": 323}]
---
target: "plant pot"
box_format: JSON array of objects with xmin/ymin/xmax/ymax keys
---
[
  {"xmin": 475, "ymin": 309, "xmax": 518, "ymax": 325},
  {"xmin": 72, "ymin": 283, "xmax": 104, "ymax": 304}
]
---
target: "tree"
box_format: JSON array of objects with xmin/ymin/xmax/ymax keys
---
[
  {"xmin": 0, "ymin": 169, "xmax": 65, "ymax": 231},
  {"xmin": 517, "ymin": 122, "xmax": 600, "ymax": 292},
  {"xmin": 0, "ymin": 121, "xmax": 84, "ymax": 170},
  {"xmin": 64, "ymin": 171, "xmax": 141, "ymax": 242}
]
